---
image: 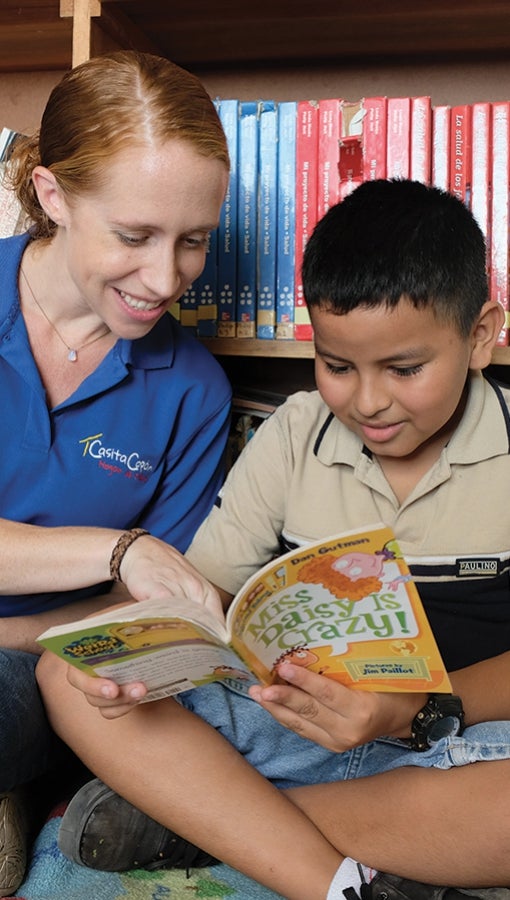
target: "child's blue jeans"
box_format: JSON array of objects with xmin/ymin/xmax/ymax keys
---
[{"xmin": 178, "ymin": 682, "xmax": 510, "ymax": 789}]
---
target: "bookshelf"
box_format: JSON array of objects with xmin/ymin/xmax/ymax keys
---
[{"xmin": 1, "ymin": 0, "xmax": 510, "ymax": 384}]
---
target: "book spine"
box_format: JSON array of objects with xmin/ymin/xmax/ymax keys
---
[
  {"xmin": 470, "ymin": 101, "xmax": 492, "ymax": 261},
  {"xmin": 178, "ymin": 284, "xmax": 198, "ymax": 333},
  {"xmin": 490, "ymin": 101, "xmax": 510, "ymax": 346},
  {"xmin": 276, "ymin": 100, "xmax": 297, "ymax": 340},
  {"xmin": 236, "ymin": 101, "xmax": 259, "ymax": 338},
  {"xmin": 216, "ymin": 99, "xmax": 239, "ymax": 337},
  {"xmin": 256, "ymin": 100, "xmax": 278, "ymax": 339},
  {"xmin": 338, "ymin": 99, "xmax": 364, "ymax": 200},
  {"xmin": 450, "ymin": 104, "xmax": 473, "ymax": 206},
  {"xmin": 431, "ymin": 104, "xmax": 451, "ymax": 191},
  {"xmin": 362, "ymin": 96, "xmax": 387, "ymax": 181},
  {"xmin": 0, "ymin": 127, "xmax": 20, "ymax": 162},
  {"xmin": 294, "ymin": 99, "xmax": 319, "ymax": 340},
  {"xmin": 386, "ymin": 97, "xmax": 411, "ymax": 179},
  {"xmin": 410, "ymin": 96, "xmax": 432, "ymax": 184},
  {"xmin": 317, "ymin": 97, "xmax": 342, "ymax": 221},
  {"xmin": 196, "ymin": 229, "xmax": 219, "ymax": 337}
]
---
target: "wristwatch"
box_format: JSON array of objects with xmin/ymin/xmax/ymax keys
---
[{"xmin": 409, "ymin": 693, "xmax": 465, "ymax": 752}]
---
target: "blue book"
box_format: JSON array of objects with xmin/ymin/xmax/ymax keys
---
[
  {"xmin": 276, "ymin": 100, "xmax": 297, "ymax": 339},
  {"xmin": 256, "ymin": 100, "xmax": 278, "ymax": 339},
  {"xmin": 196, "ymin": 227, "xmax": 219, "ymax": 337},
  {"xmin": 216, "ymin": 99, "xmax": 239, "ymax": 338},
  {"xmin": 236, "ymin": 101, "xmax": 259, "ymax": 338}
]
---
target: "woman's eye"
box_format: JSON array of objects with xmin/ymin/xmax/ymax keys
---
[
  {"xmin": 118, "ymin": 233, "xmax": 147, "ymax": 247},
  {"xmin": 184, "ymin": 234, "xmax": 211, "ymax": 249}
]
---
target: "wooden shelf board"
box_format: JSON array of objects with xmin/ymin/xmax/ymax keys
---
[{"xmin": 199, "ymin": 338, "xmax": 315, "ymax": 358}]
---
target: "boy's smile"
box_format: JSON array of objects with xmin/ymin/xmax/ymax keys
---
[{"xmin": 311, "ymin": 298, "xmax": 476, "ymax": 486}]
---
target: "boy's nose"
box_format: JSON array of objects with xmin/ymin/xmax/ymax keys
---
[{"xmin": 354, "ymin": 377, "xmax": 392, "ymax": 418}]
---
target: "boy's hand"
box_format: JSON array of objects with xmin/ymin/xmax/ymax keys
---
[
  {"xmin": 248, "ymin": 662, "xmax": 426, "ymax": 752},
  {"xmin": 65, "ymin": 665, "xmax": 149, "ymax": 719}
]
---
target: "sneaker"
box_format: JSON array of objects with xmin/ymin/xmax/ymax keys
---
[
  {"xmin": 344, "ymin": 873, "xmax": 509, "ymax": 900},
  {"xmin": 58, "ymin": 778, "xmax": 217, "ymax": 874},
  {"xmin": 0, "ymin": 792, "xmax": 28, "ymax": 897}
]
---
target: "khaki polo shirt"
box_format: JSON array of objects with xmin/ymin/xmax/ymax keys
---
[{"xmin": 188, "ymin": 370, "xmax": 510, "ymax": 589}]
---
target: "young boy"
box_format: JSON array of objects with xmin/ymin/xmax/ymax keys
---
[{"xmin": 37, "ymin": 180, "xmax": 510, "ymax": 900}]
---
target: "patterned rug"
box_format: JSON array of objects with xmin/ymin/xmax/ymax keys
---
[{"xmin": 13, "ymin": 803, "xmax": 285, "ymax": 900}]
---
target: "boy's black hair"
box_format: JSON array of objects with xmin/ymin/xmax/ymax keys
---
[{"xmin": 302, "ymin": 178, "xmax": 489, "ymax": 336}]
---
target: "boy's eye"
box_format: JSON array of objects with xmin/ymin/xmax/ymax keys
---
[
  {"xmin": 324, "ymin": 361, "xmax": 350, "ymax": 375},
  {"xmin": 392, "ymin": 364, "xmax": 424, "ymax": 377}
]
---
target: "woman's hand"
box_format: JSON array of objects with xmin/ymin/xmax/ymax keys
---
[
  {"xmin": 249, "ymin": 662, "xmax": 425, "ymax": 752},
  {"xmin": 119, "ymin": 535, "xmax": 225, "ymax": 619}
]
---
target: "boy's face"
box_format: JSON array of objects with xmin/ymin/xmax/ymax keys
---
[{"xmin": 311, "ymin": 298, "xmax": 475, "ymax": 467}]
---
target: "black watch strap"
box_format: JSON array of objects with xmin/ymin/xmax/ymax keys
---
[{"xmin": 410, "ymin": 693, "xmax": 465, "ymax": 752}]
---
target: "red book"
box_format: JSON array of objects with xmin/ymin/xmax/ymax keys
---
[
  {"xmin": 450, "ymin": 104, "xmax": 472, "ymax": 206},
  {"xmin": 338, "ymin": 100, "xmax": 364, "ymax": 200},
  {"xmin": 294, "ymin": 99, "xmax": 319, "ymax": 340},
  {"xmin": 431, "ymin": 105, "xmax": 451, "ymax": 191},
  {"xmin": 362, "ymin": 96, "xmax": 387, "ymax": 181},
  {"xmin": 490, "ymin": 101, "xmax": 510, "ymax": 346},
  {"xmin": 386, "ymin": 97, "xmax": 410, "ymax": 180},
  {"xmin": 470, "ymin": 102, "xmax": 492, "ymax": 259},
  {"xmin": 410, "ymin": 96, "xmax": 432, "ymax": 184},
  {"xmin": 317, "ymin": 97, "xmax": 342, "ymax": 221}
]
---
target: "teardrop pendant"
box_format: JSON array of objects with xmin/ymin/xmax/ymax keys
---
[{"xmin": 67, "ymin": 349, "xmax": 78, "ymax": 362}]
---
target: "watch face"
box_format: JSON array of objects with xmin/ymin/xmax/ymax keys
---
[{"xmin": 428, "ymin": 714, "xmax": 463, "ymax": 743}]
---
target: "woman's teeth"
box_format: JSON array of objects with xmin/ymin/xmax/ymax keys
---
[{"xmin": 119, "ymin": 290, "xmax": 161, "ymax": 311}]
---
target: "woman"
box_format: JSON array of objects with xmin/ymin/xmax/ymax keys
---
[{"xmin": 0, "ymin": 49, "xmax": 231, "ymax": 896}]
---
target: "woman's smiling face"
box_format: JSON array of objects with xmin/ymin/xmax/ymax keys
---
[{"xmin": 54, "ymin": 139, "xmax": 228, "ymax": 339}]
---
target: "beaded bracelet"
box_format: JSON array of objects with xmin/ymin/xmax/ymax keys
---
[{"xmin": 109, "ymin": 528, "xmax": 150, "ymax": 583}]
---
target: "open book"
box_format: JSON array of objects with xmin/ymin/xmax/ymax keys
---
[{"xmin": 37, "ymin": 523, "xmax": 451, "ymax": 702}]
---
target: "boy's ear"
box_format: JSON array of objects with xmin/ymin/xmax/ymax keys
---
[
  {"xmin": 469, "ymin": 300, "xmax": 506, "ymax": 370},
  {"xmin": 31, "ymin": 165, "xmax": 69, "ymax": 227}
]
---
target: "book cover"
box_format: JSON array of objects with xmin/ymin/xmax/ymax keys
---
[
  {"xmin": 216, "ymin": 99, "xmax": 239, "ymax": 338},
  {"xmin": 317, "ymin": 97, "xmax": 342, "ymax": 221},
  {"xmin": 431, "ymin": 104, "xmax": 451, "ymax": 191},
  {"xmin": 236, "ymin": 101, "xmax": 259, "ymax": 338},
  {"xmin": 276, "ymin": 100, "xmax": 297, "ymax": 340},
  {"xmin": 294, "ymin": 99, "xmax": 319, "ymax": 341},
  {"xmin": 450, "ymin": 104, "xmax": 473, "ymax": 207},
  {"xmin": 470, "ymin": 101, "xmax": 492, "ymax": 253},
  {"xmin": 38, "ymin": 523, "xmax": 452, "ymax": 701},
  {"xmin": 490, "ymin": 100, "xmax": 510, "ymax": 346},
  {"xmin": 410, "ymin": 96, "xmax": 432, "ymax": 184},
  {"xmin": 256, "ymin": 100, "xmax": 278, "ymax": 339},
  {"xmin": 386, "ymin": 97, "xmax": 411, "ymax": 180}
]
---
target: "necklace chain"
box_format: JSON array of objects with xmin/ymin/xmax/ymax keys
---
[{"xmin": 20, "ymin": 266, "xmax": 111, "ymax": 363}]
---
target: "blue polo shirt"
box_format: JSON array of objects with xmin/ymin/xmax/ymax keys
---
[{"xmin": 0, "ymin": 234, "xmax": 232, "ymax": 616}]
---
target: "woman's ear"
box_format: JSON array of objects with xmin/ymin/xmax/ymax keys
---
[
  {"xmin": 469, "ymin": 300, "xmax": 506, "ymax": 370},
  {"xmin": 31, "ymin": 165, "xmax": 69, "ymax": 227}
]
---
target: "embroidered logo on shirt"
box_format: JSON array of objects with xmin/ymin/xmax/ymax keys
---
[
  {"xmin": 79, "ymin": 432, "xmax": 153, "ymax": 479},
  {"xmin": 456, "ymin": 558, "xmax": 499, "ymax": 577}
]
